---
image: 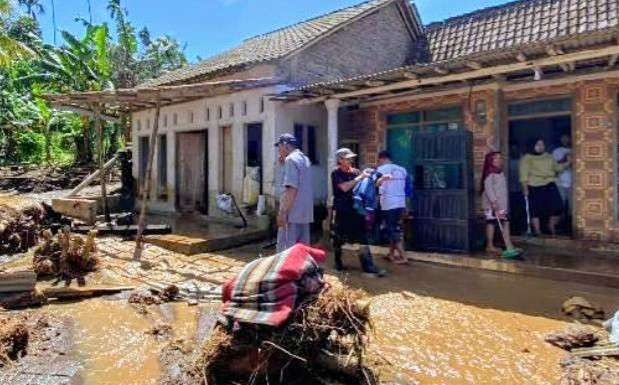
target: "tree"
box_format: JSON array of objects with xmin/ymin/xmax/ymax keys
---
[
  {"xmin": 0, "ymin": 0, "xmax": 34, "ymax": 66},
  {"xmin": 138, "ymin": 30, "xmax": 187, "ymax": 80},
  {"xmin": 107, "ymin": 0, "xmax": 137, "ymax": 88},
  {"xmin": 17, "ymin": 0, "xmax": 44, "ymax": 20}
]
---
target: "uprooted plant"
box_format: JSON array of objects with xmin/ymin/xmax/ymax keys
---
[
  {"xmin": 33, "ymin": 227, "xmax": 98, "ymax": 278},
  {"xmin": 193, "ymin": 286, "xmax": 376, "ymax": 385}
]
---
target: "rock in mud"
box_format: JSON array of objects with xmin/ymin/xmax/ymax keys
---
[
  {"xmin": 560, "ymin": 356, "xmax": 619, "ymax": 385},
  {"xmin": 146, "ymin": 323, "xmax": 173, "ymax": 340},
  {"xmin": 0, "ymin": 318, "xmax": 29, "ymax": 365},
  {"xmin": 546, "ymin": 325, "xmax": 599, "ymax": 351},
  {"xmin": 128, "ymin": 289, "xmax": 163, "ymax": 306},
  {"xmin": 159, "ymin": 285, "xmax": 179, "ymax": 301}
]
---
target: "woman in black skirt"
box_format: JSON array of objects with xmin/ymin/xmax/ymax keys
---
[{"xmin": 519, "ymin": 138, "xmax": 571, "ymax": 236}]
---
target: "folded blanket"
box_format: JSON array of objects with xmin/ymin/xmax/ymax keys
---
[{"xmin": 221, "ymin": 243, "xmax": 326, "ymax": 327}]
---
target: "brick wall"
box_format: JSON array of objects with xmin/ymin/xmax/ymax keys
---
[
  {"xmin": 280, "ymin": 1, "xmax": 418, "ymax": 86},
  {"xmin": 342, "ymin": 80, "xmax": 619, "ymax": 242},
  {"xmin": 573, "ymin": 80, "xmax": 619, "ymax": 241},
  {"xmin": 340, "ymin": 90, "xmax": 498, "ymax": 193}
]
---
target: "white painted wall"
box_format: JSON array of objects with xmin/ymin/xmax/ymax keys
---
[{"xmin": 131, "ymin": 85, "xmax": 328, "ymax": 216}]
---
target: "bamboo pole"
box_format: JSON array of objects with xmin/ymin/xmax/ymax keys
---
[
  {"xmin": 93, "ymin": 105, "xmax": 111, "ymax": 223},
  {"xmin": 133, "ymin": 98, "xmax": 161, "ymax": 260}
]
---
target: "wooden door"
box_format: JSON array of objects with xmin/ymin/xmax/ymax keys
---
[
  {"xmin": 176, "ymin": 132, "xmax": 207, "ymax": 213},
  {"xmin": 221, "ymin": 126, "xmax": 233, "ymax": 193}
]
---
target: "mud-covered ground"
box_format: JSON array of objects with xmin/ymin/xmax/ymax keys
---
[
  {"xmin": 1, "ymin": 195, "xmax": 619, "ymax": 384},
  {"xmin": 0, "ymin": 165, "xmax": 119, "ymax": 194}
]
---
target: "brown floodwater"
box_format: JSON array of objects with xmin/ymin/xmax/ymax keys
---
[
  {"xmin": 4, "ymin": 235, "xmax": 619, "ymax": 385},
  {"xmin": 42, "ymin": 298, "xmax": 200, "ymax": 385}
]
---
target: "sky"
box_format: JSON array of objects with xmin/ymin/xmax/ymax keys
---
[{"xmin": 33, "ymin": 0, "xmax": 508, "ymax": 62}]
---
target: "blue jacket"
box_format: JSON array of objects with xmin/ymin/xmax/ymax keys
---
[{"xmin": 352, "ymin": 172, "xmax": 380, "ymax": 216}]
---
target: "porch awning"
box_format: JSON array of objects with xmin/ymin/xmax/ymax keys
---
[{"xmin": 42, "ymin": 77, "xmax": 280, "ymax": 122}]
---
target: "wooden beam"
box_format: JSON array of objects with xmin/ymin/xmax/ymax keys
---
[
  {"xmin": 466, "ymin": 61, "xmax": 483, "ymax": 70},
  {"xmin": 52, "ymin": 105, "xmax": 120, "ymax": 123},
  {"xmin": 133, "ymin": 97, "xmax": 161, "ymax": 260},
  {"xmin": 92, "ymin": 105, "xmax": 111, "ymax": 224},
  {"xmin": 300, "ymin": 44, "xmax": 619, "ymax": 103},
  {"xmin": 68, "ymin": 154, "xmax": 118, "ymax": 197}
]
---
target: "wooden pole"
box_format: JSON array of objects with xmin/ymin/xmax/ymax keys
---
[
  {"xmin": 133, "ymin": 98, "xmax": 161, "ymax": 260},
  {"xmin": 94, "ymin": 105, "xmax": 111, "ymax": 223}
]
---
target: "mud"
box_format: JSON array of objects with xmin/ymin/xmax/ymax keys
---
[
  {"xmin": 0, "ymin": 165, "xmax": 119, "ymax": 194},
  {"xmin": 560, "ymin": 356, "xmax": 619, "ymax": 385},
  {"xmin": 0, "ymin": 195, "xmax": 47, "ymax": 255},
  {"xmin": 545, "ymin": 325, "xmax": 600, "ymax": 350}
]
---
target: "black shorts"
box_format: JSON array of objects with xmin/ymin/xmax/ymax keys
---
[{"xmin": 528, "ymin": 183, "xmax": 563, "ymax": 218}]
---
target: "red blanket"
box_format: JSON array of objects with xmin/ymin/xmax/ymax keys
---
[{"xmin": 221, "ymin": 243, "xmax": 326, "ymax": 327}]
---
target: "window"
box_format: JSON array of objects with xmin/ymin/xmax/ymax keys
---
[
  {"xmin": 293, "ymin": 123, "xmax": 318, "ymax": 164},
  {"xmin": 217, "ymin": 106, "xmax": 222, "ymax": 119},
  {"xmin": 508, "ymin": 98, "xmax": 571, "ymax": 118},
  {"xmin": 206, "ymin": 107, "xmax": 210, "ymax": 121},
  {"xmin": 189, "ymin": 111, "xmax": 194, "ymax": 124},
  {"xmin": 242, "ymin": 101, "xmax": 247, "ymax": 116},
  {"xmin": 173, "ymin": 113, "xmax": 178, "ymax": 126},
  {"xmin": 386, "ymin": 106, "xmax": 464, "ymax": 174},
  {"xmin": 386, "ymin": 106, "xmax": 463, "ymax": 134}
]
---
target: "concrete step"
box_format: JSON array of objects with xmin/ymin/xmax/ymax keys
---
[{"xmin": 145, "ymin": 227, "xmax": 269, "ymax": 255}]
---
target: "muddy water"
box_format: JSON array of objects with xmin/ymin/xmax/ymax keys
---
[
  {"xmin": 44, "ymin": 298, "xmax": 199, "ymax": 385},
  {"xmin": 367, "ymin": 292, "xmax": 566, "ymax": 384}
]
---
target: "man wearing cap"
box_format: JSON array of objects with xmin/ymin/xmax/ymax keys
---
[
  {"xmin": 275, "ymin": 133, "xmax": 313, "ymax": 252},
  {"xmin": 331, "ymin": 148, "xmax": 386, "ymax": 277}
]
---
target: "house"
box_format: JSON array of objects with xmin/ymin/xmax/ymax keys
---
[
  {"xmin": 129, "ymin": 0, "xmax": 425, "ymax": 215},
  {"xmin": 279, "ymin": 0, "xmax": 619, "ymax": 243},
  {"xmin": 47, "ymin": 0, "xmax": 619, "ymax": 245}
]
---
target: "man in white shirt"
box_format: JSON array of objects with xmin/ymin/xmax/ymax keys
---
[
  {"xmin": 376, "ymin": 150, "xmax": 408, "ymax": 264},
  {"xmin": 552, "ymin": 134, "xmax": 572, "ymax": 220}
]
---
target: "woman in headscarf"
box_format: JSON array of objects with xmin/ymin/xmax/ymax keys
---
[
  {"xmin": 519, "ymin": 138, "xmax": 570, "ymax": 236},
  {"xmin": 481, "ymin": 151, "xmax": 516, "ymax": 254}
]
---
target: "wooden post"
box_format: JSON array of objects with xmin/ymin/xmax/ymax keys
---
[
  {"xmin": 133, "ymin": 98, "xmax": 161, "ymax": 260},
  {"xmin": 93, "ymin": 105, "xmax": 111, "ymax": 223}
]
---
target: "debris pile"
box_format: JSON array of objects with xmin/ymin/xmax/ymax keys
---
[
  {"xmin": 194, "ymin": 286, "xmax": 375, "ymax": 385},
  {"xmin": 559, "ymin": 356, "xmax": 619, "ymax": 385},
  {"xmin": 562, "ymin": 296, "xmax": 606, "ymax": 322},
  {"xmin": 0, "ymin": 202, "xmax": 46, "ymax": 255},
  {"xmin": 33, "ymin": 228, "xmax": 98, "ymax": 278},
  {"xmin": 0, "ymin": 165, "xmax": 113, "ymax": 193},
  {"xmin": 128, "ymin": 285, "xmax": 180, "ymax": 306},
  {"xmin": 0, "ymin": 317, "xmax": 29, "ymax": 366},
  {"xmin": 545, "ymin": 325, "xmax": 599, "ymax": 350}
]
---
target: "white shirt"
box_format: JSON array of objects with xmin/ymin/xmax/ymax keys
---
[
  {"xmin": 377, "ymin": 163, "xmax": 407, "ymax": 210},
  {"xmin": 552, "ymin": 147, "xmax": 572, "ymax": 188}
]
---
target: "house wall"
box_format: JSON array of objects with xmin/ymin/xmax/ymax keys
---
[
  {"xmin": 131, "ymin": 86, "xmax": 328, "ymax": 216},
  {"xmin": 131, "ymin": 86, "xmax": 278, "ymax": 215},
  {"xmin": 274, "ymin": 102, "xmax": 329, "ymax": 206},
  {"xmin": 339, "ymin": 78, "xmax": 619, "ymax": 242},
  {"xmin": 279, "ymin": 2, "xmax": 417, "ymax": 86}
]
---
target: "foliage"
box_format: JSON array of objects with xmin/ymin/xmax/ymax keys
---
[{"xmin": 0, "ymin": 0, "xmax": 189, "ymax": 166}]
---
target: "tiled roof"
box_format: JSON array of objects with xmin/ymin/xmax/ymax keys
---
[
  {"xmin": 141, "ymin": 0, "xmax": 398, "ymax": 87},
  {"xmin": 426, "ymin": 0, "xmax": 619, "ymax": 62}
]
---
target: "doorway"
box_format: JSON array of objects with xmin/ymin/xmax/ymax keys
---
[
  {"xmin": 176, "ymin": 131, "xmax": 208, "ymax": 214},
  {"xmin": 246, "ymin": 123, "xmax": 263, "ymax": 196},
  {"xmin": 507, "ymin": 98, "xmax": 573, "ymax": 236}
]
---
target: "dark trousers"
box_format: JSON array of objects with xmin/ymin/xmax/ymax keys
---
[{"xmin": 332, "ymin": 208, "xmax": 377, "ymax": 272}]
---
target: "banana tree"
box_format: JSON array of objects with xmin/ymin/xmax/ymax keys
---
[{"xmin": 0, "ymin": 0, "xmax": 34, "ymax": 66}]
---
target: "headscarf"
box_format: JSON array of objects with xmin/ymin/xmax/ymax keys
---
[
  {"xmin": 480, "ymin": 151, "xmax": 502, "ymax": 194},
  {"xmin": 527, "ymin": 137, "xmax": 545, "ymax": 155}
]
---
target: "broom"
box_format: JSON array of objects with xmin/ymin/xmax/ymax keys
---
[{"xmin": 494, "ymin": 210, "xmax": 523, "ymax": 259}]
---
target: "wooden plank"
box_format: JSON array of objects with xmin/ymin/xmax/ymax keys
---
[
  {"xmin": 52, "ymin": 198, "xmax": 98, "ymax": 224},
  {"xmin": 0, "ymin": 271, "xmax": 36, "ymax": 293},
  {"xmin": 72, "ymin": 223, "xmax": 171, "ymax": 236},
  {"xmin": 571, "ymin": 344, "xmax": 619, "ymax": 358},
  {"xmin": 67, "ymin": 154, "xmax": 118, "ymax": 197},
  {"xmin": 43, "ymin": 285, "xmax": 135, "ymax": 299}
]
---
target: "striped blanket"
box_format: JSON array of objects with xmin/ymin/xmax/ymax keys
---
[{"xmin": 221, "ymin": 243, "xmax": 326, "ymax": 327}]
